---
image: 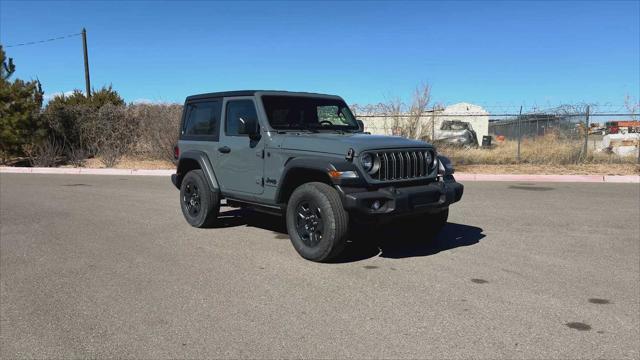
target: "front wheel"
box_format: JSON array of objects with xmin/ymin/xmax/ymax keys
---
[{"xmin": 286, "ymin": 182, "xmax": 349, "ymax": 262}]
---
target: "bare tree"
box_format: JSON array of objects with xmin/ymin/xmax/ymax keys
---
[
  {"xmin": 378, "ymin": 97, "xmax": 405, "ymax": 136},
  {"xmin": 624, "ymin": 94, "xmax": 639, "ymax": 121},
  {"xmin": 405, "ymin": 83, "xmax": 432, "ymax": 139},
  {"xmin": 376, "ymin": 83, "xmax": 432, "ymax": 139}
]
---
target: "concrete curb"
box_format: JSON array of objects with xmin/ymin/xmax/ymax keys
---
[
  {"xmin": 454, "ymin": 173, "xmax": 639, "ymax": 183},
  {"xmin": 0, "ymin": 167, "xmax": 173, "ymax": 176},
  {"xmin": 1, "ymin": 167, "xmax": 638, "ymax": 183}
]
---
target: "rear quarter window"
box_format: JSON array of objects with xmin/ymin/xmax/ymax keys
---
[{"xmin": 182, "ymin": 99, "xmax": 222, "ymax": 141}]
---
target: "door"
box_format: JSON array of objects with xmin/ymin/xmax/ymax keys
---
[{"xmin": 215, "ymin": 98, "xmax": 264, "ymax": 195}]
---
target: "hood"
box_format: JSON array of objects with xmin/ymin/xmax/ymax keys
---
[{"xmin": 279, "ymin": 132, "xmax": 431, "ymax": 156}]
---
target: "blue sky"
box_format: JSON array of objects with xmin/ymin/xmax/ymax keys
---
[{"xmin": 1, "ymin": 0, "xmax": 638, "ymax": 112}]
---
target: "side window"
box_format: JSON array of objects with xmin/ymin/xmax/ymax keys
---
[
  {"xmin": 183, "ymin": 100, "xmax": 222, "ymax": 140},
  {"xmin": 226, "ymin": 100, "xmax": 258, "ymax": 136}
]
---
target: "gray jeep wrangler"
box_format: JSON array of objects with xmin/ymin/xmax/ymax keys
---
[{"xmin": 172, "ymin": 90, "xmax": 463, "ymax": 262}]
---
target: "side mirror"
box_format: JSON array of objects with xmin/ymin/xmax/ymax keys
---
[
  {"xmin": 356, "ymin": 119, "xmax": 365, "ymax": 132},
  {"xmin": 238, "ymin": 117, "xmax": 260, "ymax": 139}
]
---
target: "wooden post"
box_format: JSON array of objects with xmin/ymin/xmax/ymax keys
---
[
  {"xmin": 583, "ymin": 106, "xmax": 590, "ymax": 161},
  {"xmin": 82, "ymin": 28, "xmax": 91, "ymax": 97},
  {"xmin": 431, "ymin": 105, "xmax": 436, "ymax": 141},
  {"xmin": 517, "ymin": 106, "xmax": 522, "ymax": 162}
]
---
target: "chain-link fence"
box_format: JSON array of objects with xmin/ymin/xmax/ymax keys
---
[{"xmin": 358, "ymin": 106, "xmax": 640, "ymax": 165}]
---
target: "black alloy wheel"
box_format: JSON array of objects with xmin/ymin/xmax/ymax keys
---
[
  {"xmin": 179, "ymin": 169, "xmax": 220, "ymax": 228},
  {"xmin": 182, "ymin": 181, "xmax": 201, "ymax": 217},
  {"xmin": 295, "ymin": 200, "xmax": 324, "ymax": 247}
]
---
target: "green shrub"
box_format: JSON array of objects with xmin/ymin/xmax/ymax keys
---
[{"xmin": 0, "ymin": 45, "xmax": 46, "ymax": 163}]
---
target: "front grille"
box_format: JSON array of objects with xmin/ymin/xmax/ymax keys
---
[{"xmin": 369, "ymin": 149, "xmax": 435, "ymax": 181}]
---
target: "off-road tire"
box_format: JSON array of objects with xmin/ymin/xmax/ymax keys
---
[
  {"xmin": 180, "ymin": 170, "xmax": 220, "ymax": 228},
  {"xmin": 286, "ymin": 182, "xmax": 349, "ymax": 262}
]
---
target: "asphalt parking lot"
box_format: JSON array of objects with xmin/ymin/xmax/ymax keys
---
[{"xmin": 1, "ymin": 173, "xmax": 638, "ymax": 358}]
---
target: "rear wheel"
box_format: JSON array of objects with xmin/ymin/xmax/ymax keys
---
[
  {"xmin": 286, "ymin": 182, "xmax": 349, "ymax": 262},
  {"xmin": 180, "ymin": 170, "xmax": 220, "ymax": 228}
]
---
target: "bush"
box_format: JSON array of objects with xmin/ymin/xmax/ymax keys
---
[
  {"xmin": 43, "ymin": 86, "xmax": 125, "ymax": 162},
  {"xmin": 91, "ymin": 104, "xmax": 140, "ymax": 167},
  {"xmin": 128, "ymin": 103, "xmax": 182, "ymax": 162},
  {"xmin": 0, "ymin": 45, "xmax": 46, "ymax": 162},
  {"xmin": 22, "ymin": 136, "xmax": 63, "ymax": 167}
]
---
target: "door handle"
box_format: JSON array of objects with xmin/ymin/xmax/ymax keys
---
[{"xmin": 218, "ymin": 146, "xmax": 231, "ymax": 154}]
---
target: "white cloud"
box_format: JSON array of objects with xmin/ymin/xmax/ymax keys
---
[
  {"xmin": 44, "ymin": 91, "xmax": 76, "ymax": 101},
  {"xmin": 132, "ymin": 98, "xmax": 178, "ymax": 105}
]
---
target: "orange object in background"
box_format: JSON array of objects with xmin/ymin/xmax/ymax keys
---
[
  {"xmin": 617, "ymin": 121, "xmax": 640, "ymax": 128},
  {"xmin": 495, "ymin": 135, "xmax": 506, "ymax": 142},
  {"xmin": 605, "ymin": 120, "xmax": 640, "ymax": 134}
]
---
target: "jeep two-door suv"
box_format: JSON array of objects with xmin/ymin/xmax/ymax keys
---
[{"xmin": 171, "ymin": 91, "xmax": 463, "ymax": 262}]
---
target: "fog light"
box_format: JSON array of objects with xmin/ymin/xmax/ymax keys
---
[{"xmin": 371, "ymin": 200, "xmax": 382, "ymax": 210}]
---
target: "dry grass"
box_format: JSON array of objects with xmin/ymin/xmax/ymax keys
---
[
  {"xmin": 439, "ymin": 134, "xmax": 637, "ymax": 166},
  {"xmin": 456, "ymin": 164, "xmax": 639, "ymax": 175},
  {"xmin": 78, "ymin": 157, "xmax": 175, "ymax": 170}
]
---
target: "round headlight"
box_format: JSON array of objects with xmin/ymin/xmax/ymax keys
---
[
  {"xmin": 361, "ymin": 153, "xmax": 374, "ymax": 172},
  {"xmin": 361, "ymin": 153, "xmax": 380, "ymax": 174},
  {"xmin": 424, "ymin": 151, "xmax": 433, "ymax": 168}
]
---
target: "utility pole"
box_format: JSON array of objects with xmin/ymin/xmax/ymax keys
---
[
  {"xmin": 583, "ymin": 105, "xmax": 590, "ymax": 161},
  {"xmin": 517, "ymin": 106, "xmax": 522, "ymax": 162},
  {"xmin": 82, "ymin": 28, "xmax": 91, "ymax": 98}
]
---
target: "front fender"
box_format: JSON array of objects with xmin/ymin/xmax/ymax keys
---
[{"xmin": 275, "ymin": 156, "xmax": 366, "ymax": 201}]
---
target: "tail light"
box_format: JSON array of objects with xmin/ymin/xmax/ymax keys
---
[{"xmin": 174, "ymin": 145, "xmax": 179, "ymax": 160}]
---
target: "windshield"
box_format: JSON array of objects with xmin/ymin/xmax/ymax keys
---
[{"xmin": 262, "ymin": 95, "xmax": 359, "ymax": 131}]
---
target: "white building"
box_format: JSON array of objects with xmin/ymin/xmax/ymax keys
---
[{"xmin": 440, "ymin": 103, "xmax": 489, "ymax": 140}]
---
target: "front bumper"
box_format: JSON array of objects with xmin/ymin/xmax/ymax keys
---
[{"xmin": 339, "ymin": 178, "xmax": 463, "ymax": 216}]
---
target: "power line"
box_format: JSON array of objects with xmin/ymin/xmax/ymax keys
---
[{"xmin": 4, "ymin": 32, "xmax": 82, "ymax": 48}]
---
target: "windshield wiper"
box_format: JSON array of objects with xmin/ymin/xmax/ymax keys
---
[{"xmin": 302, "ymin": 126, "xmax": 319, "ymax": 133}]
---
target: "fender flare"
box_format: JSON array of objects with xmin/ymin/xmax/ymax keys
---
[
  {"xmin": 275, "ymin": 156, "xmax": 364, "ymax": 202},
  {"xmin": 437, "ymin": 155, "xmax": 455, "ymax": 176},
  {"xmin": 174, "ymin": 150, "xmax": 220, "ymax": 192}
]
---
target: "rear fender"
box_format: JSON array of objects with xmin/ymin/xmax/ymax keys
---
[{"xmin": 173, "ymin": 150, "xmax": 220, "ymax": 192}]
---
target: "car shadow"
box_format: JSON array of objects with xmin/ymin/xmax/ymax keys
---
[
  {"xmin": 214, "ymin": 208, "xmax": 484, "ymax": 263},
  {"xmin": 339, "ymin": 222, "xmax": 485, "ymax": 262},
  {"xmin": 213, "ymin": 208, "xmax": 287, "ymax": 233}
]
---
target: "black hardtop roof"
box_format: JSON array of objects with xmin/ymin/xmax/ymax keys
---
[{"xmin": 185, "ymin": 90, "xmax": 341, "ymax": 102}]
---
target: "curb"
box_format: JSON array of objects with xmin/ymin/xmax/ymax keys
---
[
  {"xmin": 1, "ymin": 167, "xmax": 638, "ymax": 183},
  {"xmin": 454, "ymin": 173, "xmax": 639, "ymax": 183},
  {"xmin": 0, "ymin": 167, "xmax": 174, "ymax": 176}
]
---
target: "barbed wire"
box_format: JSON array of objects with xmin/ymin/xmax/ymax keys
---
[
  {"xmin": 357, "ymin": 113, "xmax": 637, "ymax": 118},
  {"xmin": 4, "ymin": 32, "xmax": 82, "ymax": 48}
]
